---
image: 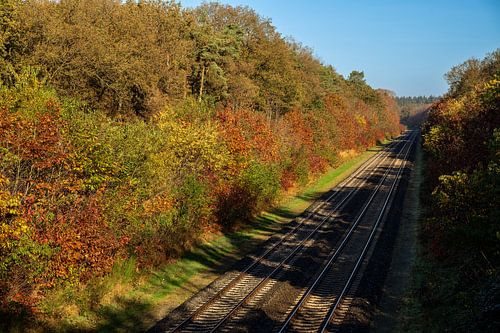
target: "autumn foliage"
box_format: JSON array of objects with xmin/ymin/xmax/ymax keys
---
[
  {"xmin": 420, "ymin": 50, "xmax": 499, "ymax": 330},
  {"xmin": 0, "ymin": 0, "xmax": 401, "ymax": 324}
]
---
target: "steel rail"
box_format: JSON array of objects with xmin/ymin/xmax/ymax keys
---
[
  {"xmin": 318, "ymin": 130, "xmax": 417, "ymax": 332},
  {"xmin": 277, "ymin": 130, "xmax": 416, "ymax": 333},
  {"xmin": 209, "ymin": 133, "xmax": 414, "ymax": 333}
]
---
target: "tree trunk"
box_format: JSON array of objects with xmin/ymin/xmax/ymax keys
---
[
  {"xmin": 183, "ymin": 74, "xmax": 187, "ymax": 99},
  {"xmin": 198, "ymin": 64, "xmax": 205, "ymax": 102}
]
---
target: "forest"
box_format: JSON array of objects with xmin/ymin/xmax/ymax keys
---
[
  {"xmin": 419, "ymin": 50, "xmax": 499, "ymax": 331},
  {"xmin": 0, "ymin": 0, "xmax": 402, "ymax": 328},
  {"xmin": 395, "ymin": 95, "xmax": 438, "ymax": 127}
]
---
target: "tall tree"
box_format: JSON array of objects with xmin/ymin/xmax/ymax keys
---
[{"xmin": 0, "ymin": 0, "xmax": 23, "ymax": 82}]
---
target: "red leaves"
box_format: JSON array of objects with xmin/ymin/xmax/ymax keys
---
[
  {"xmin": 0, "ymin": 68, "xmax": 404, "ymax": 318},
  {"xmin": 280, "ymin": 169, "xmax": 296, "ymax": 190},
  {"xmin": 0, "ymin": 108, "xmax": 68, "ymax": 171},
  {"xmin": 0, "ymin": 102, "xmax": 123, "ymax": 301},
  {"xmin": 283, "ymin": 108, "xmax": 313, "ymax": 150}
]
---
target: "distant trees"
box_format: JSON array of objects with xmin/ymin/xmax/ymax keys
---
[
  {"xmin": 395, "ymin": 95, "xmax": 438, "ymax": 127},
  {"xmin": 395, "ymin": 95, "xmax": 439, "ymax": 106}
]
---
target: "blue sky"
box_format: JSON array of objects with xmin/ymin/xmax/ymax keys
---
[{"xmin": 179, "ymin": 0, "xmax": 500, "ymax": 96}]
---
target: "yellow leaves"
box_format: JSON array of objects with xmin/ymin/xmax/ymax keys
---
[
  {"xmin": 444, "ymin": 97, "xmax": 466, "ymax": 116},
  {"xmin": 354, "ymin": 114, "xmax": 367, "ymax": 128},
  {"xmin": 480, "ymin": 77, "xmax": 500, "ymax": 106},
  {"xmin": 0, "ymin": 174, "xmax": 33, "ymax": 251},
  {"xmin": 152, "ymin": 108, "xmax": 232, "ymax": 178},
  {"xmin": 483, "ymin": 77, "xmax": 500, "ymax": 91},
  {"xmin": 484, "ymin": 76, "xmax": 500, "ymax": 92},
  {"xmin": 0, "ymin": 217, "xmax": 31, "ymax": 248},
  {"xmin": 0, "ymin": 175, "xmax": 21, "ymax": 218},
  {"xmin": 422, "ymin": 125, "xmax": 450, "ymax": 158},
  {"xmin": 0, "ymin": 195, "xmax": 21, "ymax": 217}
]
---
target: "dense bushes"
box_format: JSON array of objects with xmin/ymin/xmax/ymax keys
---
[
  {"xmin": 420, "ymin": 49, "xmax": 499, "ymax": 330},
  {"xmin": 0, "ymin": 0, "xmax": 402, "ymax": 324}
]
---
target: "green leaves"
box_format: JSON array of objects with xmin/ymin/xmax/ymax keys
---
[
  {"xmin": 422, "ymin": 49, "xmax": 500, "ymax": 263},
  {"xmin": 240, "ymin": 161, "xmax": 280, "ymax": 211}
]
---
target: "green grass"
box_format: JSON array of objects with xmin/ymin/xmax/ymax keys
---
[
  {"xmin": 284, "ymin": 148, "xmax": 383, "ymax": 214},
  {"xmin": 37, "ymin": 143, "xmax": 387, "ymax": 332}
]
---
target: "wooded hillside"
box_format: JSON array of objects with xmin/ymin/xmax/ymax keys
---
[{"xmin": 0, "ymin": 0, "xmax": 401, "ymax": 326}]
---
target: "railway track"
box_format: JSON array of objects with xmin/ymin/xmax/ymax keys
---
[
  {"xmin": 148, "ymin": 131, "xmax": 416, "ymax": 333},
  {"xmin": 277, "ymin": 130, "xmax": 416, "ymax": 333}
]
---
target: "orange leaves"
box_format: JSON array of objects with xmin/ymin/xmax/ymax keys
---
[
  {"xmin": 0, "ymin": 81, "xmax": 125, "ymax": 305},
  {"xmin": 309, "ymin": 155, "xmax": 328, "ymax": 174},
  {"xmin": 322, "ymin": 91, "xmax": 402, "ymax": 151},
  {"xmin": 282, "ymin": 108, "xmax": 313, "ymax": 150},
  {"xmin": 280, "ymin": 169, "xmax": 296, "ymax": 190},
  {"xmin": 41, "ymin": 195, "xmax": 121, "ymax": 284},
  {"xmin": 217, "ymin": 108, "xmax": 280, "ymax": 164},
  {"xmin": 0, "ymin": 62, "xmax": 405, "ymax": 318},
  {"xmin": 217, "ymin": 109, "xmax": 251, "ymax": 160},
  {"xmin": 0, "ymin": 108, "xmax": 68, "ymax": 172},
  {"xmin": 142, "ymin": 192, "xmax": 174, "ymax": 217}
]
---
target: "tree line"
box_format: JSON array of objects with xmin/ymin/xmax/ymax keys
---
[
  {"xmin": 395, "ymin": 95, "xmax": 438, "ymax": 127},
  {"xmin": 0, "ymin": 0, "xmax": 402, "ymax": 328},
  {"xmin": 395, "ymin": 95, "xmax": 439, "ymax": 107}
]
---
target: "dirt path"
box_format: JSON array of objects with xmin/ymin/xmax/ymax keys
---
[{"xmin": 372, "ymin": 140, "xmax": 423, "ymax": 332}]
